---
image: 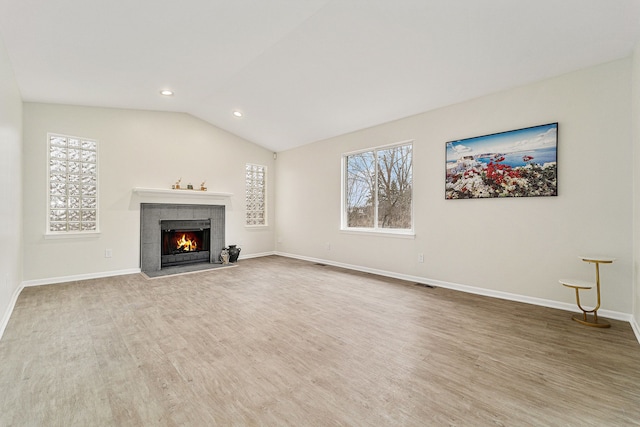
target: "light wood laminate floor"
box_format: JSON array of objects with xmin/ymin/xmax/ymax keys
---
[{"xmin": 1, "ymin": 256, "xmax": 639, "ymax": 426}]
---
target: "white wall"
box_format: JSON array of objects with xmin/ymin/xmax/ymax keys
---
[
  {"xmin": 0, "ymin": 34, "xmax": 23, "ymax": 334},
  {"xmin": 22, "ymin": 104, "xmax": 275, "ymax": 282},
  {"xmin": 276, "ymin": 58, "xmax": 634, "ymax": 314}
]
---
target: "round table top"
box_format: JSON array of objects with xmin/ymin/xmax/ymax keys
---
[{"xmin": 579, "ymin": 256, "xmax": 615, "ymax": 263}]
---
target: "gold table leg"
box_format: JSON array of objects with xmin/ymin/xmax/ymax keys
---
[{"xmin": 571, "ymin": 260, "xmax": 610, "ymax": 328}]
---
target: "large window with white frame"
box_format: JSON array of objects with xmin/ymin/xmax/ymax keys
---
[
  {"xmin": 47, "ymin": 133, "xmax": 99, "ymax": 234},
  {"xmin": 343, "ymin": 141, "xmax": 413, "ymax": 233},
  {"xmin": 245, "ymin": 163, "xmax": 267, "ymax": 226}
]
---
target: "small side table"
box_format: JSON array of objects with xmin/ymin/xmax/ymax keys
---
[{"xmin": 559, "ymin": 256, "xmax": 614, "ymax": 328}]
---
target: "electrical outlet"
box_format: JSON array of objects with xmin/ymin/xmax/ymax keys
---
[
  {"xmin": 105, "ymin": 249, "xmax": 113, "ymax": 258},
  {"xmin": 418, "ymin": 253, "xmax": 424, "ymax": 263}
]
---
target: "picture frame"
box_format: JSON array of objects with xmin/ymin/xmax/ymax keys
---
[{"xmin": 445, "ymin": 123, "xmax": 558, "ymax": 199}]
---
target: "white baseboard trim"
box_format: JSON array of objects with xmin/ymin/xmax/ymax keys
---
[
  {"xmin": 631, "ymin": 317, "xmax": 640, "ymax": 343},
  {"xmin": 22, "ymin": 268, "xmax": 141, "ymax": 288},
  {"xmin": 275, "ymin": 251, "xmax": 635, "ymax": 326},
  {"xmin": 19, "ymin": 255, "xmax": 278, "ymax": 288},
  {"xmin": 17, "ymin": 254, "xmax": 280, "ymax": 288},
  {"xmin": 239, "ymin": 251, "xmax": 276, "ymax": 260},
  {"xmin": 15, "ymin": 252, "xmax": 276, "ymax": 290},
  {"xmin": 0, "ymin": 282, "xmax": 25, "ymax": 341}
]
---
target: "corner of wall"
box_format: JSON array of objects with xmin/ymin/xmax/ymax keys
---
[
  {"xmin": 0, "ymin": 283, "xmax": 24, "ymax": 340},
  {"xmin": 0, "ymin": 31, "xmax": 24, "ymax": 342},
  {"xmin": 632, "ymin": 41, "xmax": 640, "ymax": 333}
]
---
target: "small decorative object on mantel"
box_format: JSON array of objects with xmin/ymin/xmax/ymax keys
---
[
  {"xmin": 220, "ymin": 247, "xmax": 230, "ymax": 264},
  {"xmin": 170, "ymin": 178, "xmax": 210, "ymax": 191},
  {"xmin": 227, "ymin": 245, "xmax": 241, "ymax": 263}
]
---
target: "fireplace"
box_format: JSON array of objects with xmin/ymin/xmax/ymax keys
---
[
  {"xmin": 140, "ymin": 203, "xmax": 225, "ymax": 274},
  {"xmin": 161, "ymin": 219, "xmax": 211, "ymax": 267}
]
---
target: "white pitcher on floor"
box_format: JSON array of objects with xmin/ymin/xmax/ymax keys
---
[{"xmin": 220, "ymin": 248, "xmax": 230, "ymax": 264}]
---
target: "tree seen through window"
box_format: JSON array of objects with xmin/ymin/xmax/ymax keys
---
[{"xmin": 345, "ymin": 142, "xmax": 412, "ymax": 231}]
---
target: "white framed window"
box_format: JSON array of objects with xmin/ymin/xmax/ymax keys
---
[
  {"xmin": 342, "ymin": 141, "xmax": 413, "ymax": 234},
  {"xmin": 245, "ymin": 163, "xmax": 267, "ymax": 226},
  {"xmin": 47, "ymin": 133, "xmax": 99, "ymax": 235}
]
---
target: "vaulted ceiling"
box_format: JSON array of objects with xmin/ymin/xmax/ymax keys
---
[{"xmin": 1, "ymin": 0, "xmax": 639, "ymax": 152}]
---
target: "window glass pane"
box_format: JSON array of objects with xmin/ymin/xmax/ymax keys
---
[
  {"xmin": 50, "ymin": 145, "xmax": 66, "ymax": 159},
  {"xmin": 69, "ymin": 197, "xmax": 81, "ymax": 209},
  {"xmin": 68, "ymin": 161, "xmax": 81, "ymax": 174},
  {"xmin": 50, "ymin": 183, "xmax": 67, "ymax": 196},
  {"xmin": 81, "ymin": 210, "xmax": 96, "ymax": 221},
  {"xmin": 82, "ymin": 198, "xmax": 97, "ymax": 209},
  {"xmin": 344, "ymin": 142, "xmax": 413, "ymax": 231},
  {"xmin": 51, "ymin": 136, "xmax": 67, "ymax": 147},
  {"xmin": 82, "ymin": 150, "xmax": 97, "ymax": 163},
  {"xmin": 50, "ymin": 196, "xmax": 67, "ymax": 209},
  {"xmin": 82, "ymin": 162, "xmax": 96, "ymax": 175},
  {"xmin": 82, "ymin": 222, "xmax": 96, "ymax": 231},
  {"xmin": 346, "ymin": 151, "xmax": 375, "ymax": 228},
  {"xmin": 81, "ymin": 184, "xmax": 97, "ymax": 196},
  {"xmin": 377, "ymin": 145, "xmax": 412, "ymax": 229},
  {"xmin": 68, "ymin": 149, "xmax": 81, "ymax": 161},
  {"xmin": 50, "ymin": 210, "xmax": 67, "ymax": 222},
  {"xmin": 82, "ymin": 140, "xmax": 96, "ymax": 150},
  {"xmin": 50, "ymin": 223, "xmax": 67, "ymax": 232},
  {"xmin": 68, "ymin": 184, "xmax": 81, "ymax": 196},
  {"xmin": 50, "ymin": 159, "xmax": 67, "ymax": 174},
  {"xmin": 81, "ymin": 175, "xmax": 96, "ymax": 184}
]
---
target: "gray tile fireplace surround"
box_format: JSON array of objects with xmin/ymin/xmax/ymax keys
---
[{"xmin": 140, "ymin": 203, "xmax": 225, "ymax": 274}]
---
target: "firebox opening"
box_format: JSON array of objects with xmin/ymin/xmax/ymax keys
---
[
  {"xmin": 162, "ymin": 229, "xmax": 210, "ymax": 254},
  {"xmin": 160, "ymin": 219, "xmax": 212, "ymax": 268}
]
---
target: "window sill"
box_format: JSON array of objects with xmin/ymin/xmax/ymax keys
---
[
  {"xmin": 340, "ymin": 228, "xmax": 415, "ymax": 239},
  {"xmin": 44, "ymin": 231, "xmax": 101, "ymax": 240}
]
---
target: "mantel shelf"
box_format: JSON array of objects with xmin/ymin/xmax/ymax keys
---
[{"xmin": 133, "ymin": 187, "xmax": 233, "ymax": 199}]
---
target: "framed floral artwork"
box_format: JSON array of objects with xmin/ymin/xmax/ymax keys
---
[{"xmin": 445, "ymin": 123, "xmax": 558, "ymax": 199}]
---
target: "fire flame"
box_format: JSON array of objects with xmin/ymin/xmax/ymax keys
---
[{"xmin": 176, "ymin": 234, "xmax": 197, "ymax": 251}]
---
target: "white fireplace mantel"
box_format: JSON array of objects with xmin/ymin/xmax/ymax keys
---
[{"xmin": 132, "ymin": 187, "xmax": 233, "ymax": 200}]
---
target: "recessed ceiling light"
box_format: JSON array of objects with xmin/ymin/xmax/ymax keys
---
[
  {"xmin": 160, "ymin": 90, "xmax": 174, "ymax": 96},
  {"xmin": 233, "ymin": 110, "xmax": 243, "ymax": 118}
]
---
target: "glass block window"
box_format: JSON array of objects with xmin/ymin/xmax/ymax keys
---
[
  {"xmin": 245, "ymin": 163, "xmax": 267, "ymax": 226},
  {"xmin": 47, "ymin": 133, "xmax": 99, "ymax": 233}
]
